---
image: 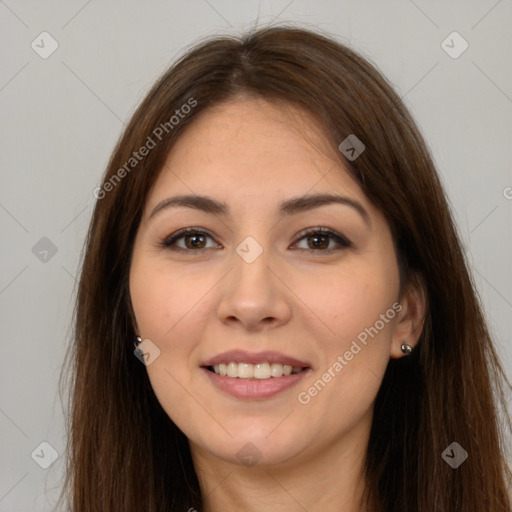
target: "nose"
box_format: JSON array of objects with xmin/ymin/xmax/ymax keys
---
[{"xmin": 216, "ymin": 243, "xmax": 292, "ymax": 332}]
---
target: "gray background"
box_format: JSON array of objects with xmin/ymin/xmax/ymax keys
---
[{"xmin": 1, "ymin": 0, "xmax": 511, "ymax": 510}]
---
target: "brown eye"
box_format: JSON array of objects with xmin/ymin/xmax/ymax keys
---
[
  {"xmin": 183, "ymin": 233, "xmax": 207, "ymax": 249},
  {"xmin": 306, "ymin": 233, "xmax": 330, "ymax": 250},
  {"xmin": 162, "ymin": 228, "xmax": 219, "ymax": 252},
  {"xmin": 161, "ymin": 227, "xmax": 351, "ymax": 254},
  {"xmin": 293, "ymin": 228, "xmax": 352, "ymax": 252}
]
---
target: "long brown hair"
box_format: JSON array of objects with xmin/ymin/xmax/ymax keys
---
[{"xmin": 58, "ymin": 25, "xmax": 512, "ymax": 511}]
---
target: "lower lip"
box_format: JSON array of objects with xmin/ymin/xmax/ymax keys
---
[{"xmin": 201, "ymin": 367, "xmax": 311, "ymax": 400}]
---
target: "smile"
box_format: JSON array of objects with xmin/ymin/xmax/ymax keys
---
[
  {"xmin": 200, "ymin": 350, "xmax": 312, "ymax": 399},
  {"xmin": 207, "ymin": 362, "xmax": 305, "ymax": 379},
  {"xmin": 202, "ymin": 367, "xmax": 311, "ymax": 400}
]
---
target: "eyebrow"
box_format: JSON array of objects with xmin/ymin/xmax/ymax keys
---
[{"xmin": 148, "ymin": 193, "xmax": 371, "ymax": 227}]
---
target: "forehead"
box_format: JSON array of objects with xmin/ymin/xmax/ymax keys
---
[{"xmin": 149, "ymin": 97, "xmax": 370, "ymax": 212}]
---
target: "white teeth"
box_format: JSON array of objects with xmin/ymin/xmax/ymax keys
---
[
  {"xmin": 254, "ymin": 362, "xmax": 271, "ymax": 379},
  {"xmin": 227, "ymin": 362, "xmax": 238, "ymax": 377},
  {"xmin": 270, "ymin": 363, "xmax": 283, "ymax": 377},
  {"xmin": 238, "ymin": 363, "xmax": 254, "ymax": 378},
  {"xmin": 210, "ymin": 362, "xmax": 303, "ymax": 379}
]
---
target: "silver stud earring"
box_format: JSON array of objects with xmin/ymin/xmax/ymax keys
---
[
  {"xmin": 401, "ymin": 343, "xmax": 413, "ymax": 354},
  {"xmin": 134, "ymin": 335, "xmax": 142, "ymax": 348}
]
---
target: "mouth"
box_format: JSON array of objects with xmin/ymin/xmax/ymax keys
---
[
  {"xmin": 204, "ymin": 362, "xmax": 307, "ymax": 379},
  {"xmin": 200, "ymin": 350, "xmax": 312, "ymax": 400}
]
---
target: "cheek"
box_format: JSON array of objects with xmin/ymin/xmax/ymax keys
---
[
  {"xmin": 130, "ymin": 260, "xmax": 213, "ymax": 341},
  {"xmin": 130, "ymin": 262, "xmax": 214, "ymax": 433},
  {"xmin": 294, "ymin": 257, "xmax": 399, "ymax": 420},
  {"xmin": 130, "ymin": 269, "xmax": 172, "ymax": 338},
  {"xmin": 295, "ymin": 259, "xmax": 398, "ymax": 351}
]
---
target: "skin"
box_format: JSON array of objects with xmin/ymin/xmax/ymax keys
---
[{"xmin": 129, "ymin": 97, "xmax": 426, "ymax": 512}]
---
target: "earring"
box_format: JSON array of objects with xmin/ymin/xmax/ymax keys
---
[
  {"xmin": 401, "ymin": 343, "xmax": 413, "ymax": 354},
  {"xmin": 134, "ymin": 335, "xmax": 142, "ymax": 348}
]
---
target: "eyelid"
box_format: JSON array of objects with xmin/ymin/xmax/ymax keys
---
[
  {"xmin": 160, "ymin": 226, "xmax": 352, "ymax": 252},
  {"xmin": 291, "ymin": 227, "xmax": 352, "ymax": 250},
  {"xmin": 161, "ymin": 227, "xmax": 219, "ymax": 251}
]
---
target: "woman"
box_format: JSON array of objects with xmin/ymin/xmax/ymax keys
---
[{"xmin": 58, "ymin": 25, "xmax": 511, "ymax": 511}]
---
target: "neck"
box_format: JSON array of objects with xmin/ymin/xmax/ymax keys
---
[{"xmin": 190, "ymin": 415, "xmax": 372, "ymax": 512}]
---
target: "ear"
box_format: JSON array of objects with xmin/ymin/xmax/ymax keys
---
[{"xmin": 389, "ymin": 272, "xmax": 427, "ymax": 359}]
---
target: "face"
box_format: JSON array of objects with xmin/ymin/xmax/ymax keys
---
[{"xmin": 129, "ymin": 97, "xmax": 412, "ymax": 469}]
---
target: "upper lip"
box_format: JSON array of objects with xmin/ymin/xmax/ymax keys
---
[{"xmin": 201, "ymin": 350, "xmax": 311, "ymax": 368}]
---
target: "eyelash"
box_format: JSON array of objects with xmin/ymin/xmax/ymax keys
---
[{"xmin": 160, "ymin": 227, "xmax": 352, "ymax": 254}]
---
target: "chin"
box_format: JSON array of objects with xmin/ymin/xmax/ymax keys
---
[{"xmin": 191, "ymin": 421, "xmax": 311, "ymax": 468}]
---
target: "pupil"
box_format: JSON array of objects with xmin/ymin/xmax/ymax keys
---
[
  {"xmin": 187, "ymin": 235, "xmax": 205, "ymax": 249},
  {"xmin": 310, "ymin": 235, "xmax": 327, "ymax": 249}
]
